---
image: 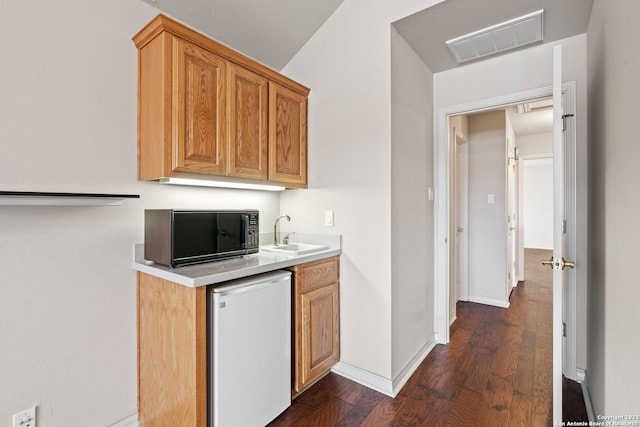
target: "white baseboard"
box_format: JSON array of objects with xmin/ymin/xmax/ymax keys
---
[
  {"xmin": 392, "ymin": 337, "xmax": 436, "ymax": 396},
  {"xmin": 577, "ymin": 369, "xmax": 596, "ymax": 422},
  {"xmin": 332, "ymin": 337, "xmax": 436, "ymax": 398},
  {"xmin": 332, "ymin": 361, "xmax": 395, "ymax": 397},
  {"xmin": 468, "ymin": 295, "xmax": 510, "ymax": 308},
  {"xmin": 105, "ymin": 410, "xmax": 138, "ymax": 427},
  {"xmin": 450, "ymin": 313, "xmax": 457, "ymax": 326}
]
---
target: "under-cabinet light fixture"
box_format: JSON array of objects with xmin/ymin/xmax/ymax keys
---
[{"xmin": 159, "ymin": 177, "xmax": 286, "ymax": 192}]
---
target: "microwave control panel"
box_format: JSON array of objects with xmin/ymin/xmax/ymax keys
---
[{"xmin": 246, "ymin": 211, "xmax": 259, "ymax": 250}]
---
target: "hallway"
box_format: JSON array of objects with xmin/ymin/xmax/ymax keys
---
[{"xmin": 269, "ymin": 248, "xmax": 586, "ymax": 426}]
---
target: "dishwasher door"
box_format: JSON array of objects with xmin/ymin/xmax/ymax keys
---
[{"xmin": 209, "ymin": 270, "xmax": 291, "ymax": 427}]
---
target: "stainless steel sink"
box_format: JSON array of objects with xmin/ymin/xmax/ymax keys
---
[{"xmin": 260, "ymin": 243, "xmax": 328, "ymax": 256}]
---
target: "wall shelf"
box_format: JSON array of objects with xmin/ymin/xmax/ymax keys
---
[{"xmin": 0, "ymin": 191, "xmax": 140, "ymax": 206}]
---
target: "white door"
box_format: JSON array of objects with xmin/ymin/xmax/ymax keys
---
[
  {"xmin": 455, "ymin": 134, "xmax": 469, "ymax": 302},
  {"xmin": 547, "ymin": 45, "xmax": 575, "ymax": 426},
  {"xmin": 506, "ymin": 145, "xmax": 518, "ymax": 290}
]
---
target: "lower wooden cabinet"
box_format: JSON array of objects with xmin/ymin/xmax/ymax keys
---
[
  {"xmin": 136, "ymin": 257, "xmax": 340, "ymax": 426},
  {"xmin": 289, "ymin": 257, "xmax": 340, "ymax": 394},
  {"xmin": 137, "ymin": 272, "xmax": 207, "ymax": 427}
]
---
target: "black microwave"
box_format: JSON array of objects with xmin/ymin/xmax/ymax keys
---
[{"xmin": 144, "ymin": 210, "xmax": 259, "ymax": 267}]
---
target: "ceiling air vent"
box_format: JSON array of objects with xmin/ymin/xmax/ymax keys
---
[{"xmin": 446, "ymin": 10, "xmax": 544, "ymax": 64}]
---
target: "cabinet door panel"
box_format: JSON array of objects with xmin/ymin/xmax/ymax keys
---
[
  {"xmin": 228, "ymin": 64, "xmax": 268, "ymax": 179},
  {"xmin": 296, "ymin": 258, "xmax": 339, "ymax": 293},
  {"xmin": 173, "ymin": 38, "xmax": 226, "ymax": 175},
  {"xmin": 269, "ymin": 82, "xmax": 307, "ymax": 187},
  {"xmin": 138, "ymin": 273, "xmax": 207, "ymax": 427},
  {"xmin": 296, "ymin": 282, "xmax": 339, "ymax": 392}
]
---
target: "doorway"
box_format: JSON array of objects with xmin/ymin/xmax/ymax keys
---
[
  {"xmin": 434, "ymin": 83, "xmax": 578, "ymax": 380},
  {"xmin": 448, "ymin": 98, "xmax": 555, "ymax": 318}
]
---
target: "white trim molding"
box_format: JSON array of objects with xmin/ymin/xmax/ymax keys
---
[
  {"xmin": 468, "ymin": 295, "xmax": 510, "ymax": 308},
  {"xmin": 392, "ymin": 338, "xmax": 436, "ymax": 396},
  {"xmin": 434, "ymin": 83, "xmax": 578, "ymax": 382},
  {"xmin": 105, "ymin": 410, "xmax": 139, "ymax": 427},
  {"xmin": 332, "ymin": 362, "xmax": 395, "ymax": 397},
  {"xmin": 577, "ymin": 369, "xmax": 596, "ymax": 422},
  {"xmin": 332, "ymin": 337, "xmax": 436, "ymax": 398}
]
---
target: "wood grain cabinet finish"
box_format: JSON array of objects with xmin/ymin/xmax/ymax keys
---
[
  {"xmin": 269, "ymin": 83, "xmax": 308, "ymax": 188},
  {"xmin": 227, "ymin": 64, "xmax": 268, "ymax": 179},
  {"xmin": 174, "ymin": 38, "xmax": 227, "ymax": 175},
  {"xmin": 289, "ymin": 257, "xmax": 340, "ymax": 394},
  {"xmin": 137, "ymin": 272, "xmax": 207, "ymax": 427},
  {"xmin": 133, "ymin": 14, "xmax": 309, "ymax": 187}
]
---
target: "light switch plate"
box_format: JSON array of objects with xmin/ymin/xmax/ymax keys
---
[
  {"xmin": 324, "ymin": 210, "xmax": 334, "ymax": 227},
  {"xmin": 488, "ymin": 194, "xmax": 495, "ymax": 204}
]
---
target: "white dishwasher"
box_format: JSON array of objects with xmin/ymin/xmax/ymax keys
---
[{"xmin": 208, "ymin": 270, "xmax": 291, "ymax": 427}]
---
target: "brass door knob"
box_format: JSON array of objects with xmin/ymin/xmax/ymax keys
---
[{"xmin": 542, "ymin": 257, "xmax": 575, "ymax": 270}]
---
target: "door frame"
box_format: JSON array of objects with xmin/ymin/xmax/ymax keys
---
[{"xmin": 433, "ymin": 82, "xmax": 578, "ymax": 379}]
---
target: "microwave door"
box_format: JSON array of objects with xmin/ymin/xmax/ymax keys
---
[
  {"xmin": 216, "ymin": 213, "xmax": 245, "ymax": 254},
  {"xmin": 173, "ymin": 212, "xmax": 219, "ymax": 262}
]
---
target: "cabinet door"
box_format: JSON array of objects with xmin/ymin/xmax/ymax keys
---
[
  {"xmin": 227, "ymin": 64, "xmax": 268, "ymax": 179},
  {"xmin": 173, "ymin": 38, "xmax": 226, "ymax": 175},
  {"xmin": 295, "ymin": 282, "xmax": 340, "ymax": 392},
  {"xmin": 269, "ymin": 82, "xmax": 307, "ymax": 187}
]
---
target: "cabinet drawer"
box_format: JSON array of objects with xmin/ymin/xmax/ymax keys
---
[{"xmin": 292, "ymin": 257, "xmax": 339, "ymax": 293}]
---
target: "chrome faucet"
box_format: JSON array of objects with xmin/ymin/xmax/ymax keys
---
[{"xmin": 273, "ymin": 214, "xmax": 291, "ymax": 246}]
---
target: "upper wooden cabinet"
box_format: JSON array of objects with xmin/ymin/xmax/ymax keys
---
[
  {"xmin": 228, "ymin": 64, "xmax": 269, "ymax": 180},
  {"xmin": 174, "ymin": 38, "xmax": 227, "ymax": 175},
  {"xmin": 133, "ymin": 14, "xmax": 309, "ymax": 188},
  {"xmin": 269, "ymin": 83, "xmax": 308, "ymax": 187}
]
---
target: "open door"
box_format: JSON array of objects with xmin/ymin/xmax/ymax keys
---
[
  {"xmin": 543, "ymin": 45, "xmax": 575, "ymax": 425},
  {"xmin": 455, "ymin": 133, "xmax": 469, "ymax": 303},
  {"xmin": 506, "ymin": 139, "xmax": 518, "ymax": 291}
]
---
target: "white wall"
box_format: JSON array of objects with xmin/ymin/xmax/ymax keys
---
[
  {"xmin": 0, "ymin": 1, "xmax": 281, "ymax": 425},
  {"xmin": 587, "ymin": 0, "xmax": 640, "ymax": 416},
  {"xmin": 280, "ymin": 0, "xmax": 443, "ymax": 382},
  {"xmin": 467, "ymin": 111, "xmax": 508, "ymax": 307},
  {"xmin": 523, "ymin": 159, "xmax": 553, "ymax": 249},
  {"xmin": 434, "ymin": 33, "xmax": 588, "ymax": 372},
  {"xmin": 517, "ymin": 132, "xmax": 554, "ymax": 158},
  {"xmin": 390, "ymin": 27, "xmax": 434, "ymax": 379}
]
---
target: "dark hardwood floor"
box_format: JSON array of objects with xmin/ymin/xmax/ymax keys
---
[{"xmin": 269, "ymin": 248, "xmax": 588, "ymax": 426}]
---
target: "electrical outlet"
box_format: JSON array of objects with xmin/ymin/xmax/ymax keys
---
[{"xmin": 13, "ymin": 406, "xmax": 36, "ymax": 427}]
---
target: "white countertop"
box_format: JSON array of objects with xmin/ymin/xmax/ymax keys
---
[{"xmin": 132, "ymin": 233, "xmax": 341, "ymax": 288}]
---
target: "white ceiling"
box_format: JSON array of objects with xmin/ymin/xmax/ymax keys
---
[
  {"xmin": 508, "ymin": 108, "xmax": 553, "ymax": 136},
  {"xmin": 393, "ymin": 0, "xmax": 594, "ymax": 73},
  {"xmin": 140, "ymin": 0, "xmax": 345, "ymax": 70},
  {"xmin": 138, "ymin": 1, "xmax": 570, "ymax": 166},
  {"xmin": 141, "ymin": 0, "xmax": 593, "ymax": 76}
]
